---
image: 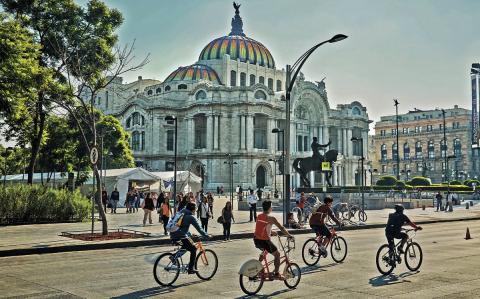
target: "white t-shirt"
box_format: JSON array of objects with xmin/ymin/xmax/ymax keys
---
[{"xmin": 247, "ymin": 194, "xmax": 258, "ymax": 205}]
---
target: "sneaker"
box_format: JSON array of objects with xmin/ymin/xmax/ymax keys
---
[
  {"xmin": 273, "ymin": 272, "xmax": 285, "ymax": 280},
  {"xmin": 398, "ymin": 248, "xmax": 404, "ymax": 254},
  {"xmin": 187, "ymin": 269, "xmax": 198, "ymax": 275},
  {"xmin": 319, "ymin": 245, "xmax": 328, "ymax": 257}
]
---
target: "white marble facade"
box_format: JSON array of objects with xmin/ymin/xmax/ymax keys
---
[{"xmin": 92, "ymin": 6, "xmax": 371, "ymax": 191}]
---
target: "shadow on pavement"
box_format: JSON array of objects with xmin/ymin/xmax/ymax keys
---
[
  {"xmin": 300, "ymin": 262, "xmax": 339, "ymax": 276},
  {"xmin": 111, "ymin": 280, "xmax": 205, "ymax": 298},
  {"xmin": 234, "ymin": 288, "xmax": 293, "ymax": 299},
  {"xmin": 369, "ymin": 271, "xmax": 419, "ymax": 287}
]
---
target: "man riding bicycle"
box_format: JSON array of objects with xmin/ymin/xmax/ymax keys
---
[
  {"xmin": 254, "ymin": 200, "xmax": 294, "ymax": 280},
  {"xmin": 309, "ymin": 196, "xmax": 341, "ymax": 256},
  {"xmin": 386, "ymin": 204, "xmax": 422, "ymax": 255},
  {"xmin": 170, "ymin": 202, "xmax": 209, "ymax": 274}
]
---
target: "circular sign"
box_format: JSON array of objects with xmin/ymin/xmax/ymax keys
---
[{"xmin": 90, "ymin": 147, "xmax": 99, "ymax": 164}]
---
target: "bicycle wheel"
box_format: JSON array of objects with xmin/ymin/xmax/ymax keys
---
[
  {"xmin": 404, "ymin": 242, "xmax": 423, "ymax": 271},
  {"xmin": 302, "ymin": 238, "xmax": 321, "ymax": 266},
  {"xmin": 376, "ymin": 244, "xmax": 394, "ymax": 275},
  {"xmin": 284, "ymin": 262, "xmax": 301, "ymax": 289},
  {"xmin": 153, "ymin": 253, "xmax": 180, "ymax": 286},
  {"xmin": 330, "ymin": 236, "xmax": 348, "ymax": 263},
  {"xmin": 239, "ymin": 272, "xmax": 264, "ymax": 296},
  {"xmin": 195, "ymin": 249, "xmax": 218, "ymax": 280},
  {"xmin": 358, "ymin": 210, "xmax": 367, "ymax": 222}
]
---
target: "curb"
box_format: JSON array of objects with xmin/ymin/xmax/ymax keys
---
[{"xmin": 1, "ymin": 216, "xmax": 479, "ymax": 258}]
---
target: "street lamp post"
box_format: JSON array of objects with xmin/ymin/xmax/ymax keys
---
[
  {"xmin": 284, "ymin": 34, "xmax": 348, "ymax": 226},
  {"xmin": 2, "ymin": 147, "xmax": 13, "ymax": 187},
  {"xmin": 446, "ymin": 155, "xmax": 456, "ymax": 206},
  {"xmin": 442, "ymin": 109, "xmax": 448, "ymax": 184},
  {"xmin": 394, "ymin": 99, "xmax": 400, "ymax": 180},
  {"xmin": 165, "ymin": 116, "xmax": 178, "ymax": 212},
  {"xmin": 224, "ymin": 154, "xmax": 238, "ymax": 206},
  {"xmin": 351, "ymin": 137, "xmax": 365, "ymax": 210},
  {"xmin": 272, "ymin": 128, "xmax": 286, "ymax": 224},
  {"xmin": 268, "ymin": 158, "xmax": 280, "ymax": 196}
]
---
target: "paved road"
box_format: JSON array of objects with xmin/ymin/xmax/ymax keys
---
[{"xmin": 1, "ymin": 220, "xmax": 480, "ymax": 298}]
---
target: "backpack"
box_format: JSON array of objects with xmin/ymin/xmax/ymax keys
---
[{"xmin": 166, "ymin": 211, "xmax": 184, "ymax": 233}]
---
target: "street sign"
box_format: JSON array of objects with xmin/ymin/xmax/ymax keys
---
[
  {"xmin": 90, "ymin": 147, "xmax": 99, "ymax": 164},
  {"xmin": 321, "ymin": 162, "xmax": 331, "ymax": 171}
]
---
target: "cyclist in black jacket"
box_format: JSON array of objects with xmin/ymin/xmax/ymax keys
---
[{"xmin": 385, "ymin": 204, "xmax": 422, "ymax": 254}]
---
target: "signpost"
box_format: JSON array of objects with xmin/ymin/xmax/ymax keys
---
[{"xmin": 90, "ymin": 147, "xmax": 98, "ymax": 235}]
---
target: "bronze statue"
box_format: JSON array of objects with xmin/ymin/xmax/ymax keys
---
[
  {"xmin": 233, "ymin": 2, "xmax": 241, "ymax": 15},
  {"xmin": 293, "ymin": 137, "xmax": 338, "ymax": 187}
]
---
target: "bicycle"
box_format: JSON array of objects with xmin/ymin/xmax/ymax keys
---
[
  {"xmin": 238, "ymin": 235, "xmax": 301, "ymax": 296},
  {"xmin": 375, "ymin": 228, "xmax": 423, "ymax": 275},
  {"xmin": 153, "ymin": 236, "xmax": 218, "ymax": 286},
  {"xmin": 302, "ymin": 225, "xmax": 347, "ymax": 266}
]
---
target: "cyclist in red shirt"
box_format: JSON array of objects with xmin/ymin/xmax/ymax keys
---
[
  {"xmin": 254, "ymin": 201, "xmax": 294, "ymax": 280},
  {"xmin": 309, "ymin": 196, "xmax": 341, "ymax": 256}
]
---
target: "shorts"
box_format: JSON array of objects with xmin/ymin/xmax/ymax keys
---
[
  {"xmin": 311, "ymin": 224, "xmax": 331, "ymax": 239},
  {"xmin": 254, "ymin": 239, "xmax": 278, "ymax": 254}
]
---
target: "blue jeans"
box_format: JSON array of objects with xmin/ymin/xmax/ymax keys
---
[{"xmin": 436, "ymin": 199, "xmax": 442, "ymax": 211}]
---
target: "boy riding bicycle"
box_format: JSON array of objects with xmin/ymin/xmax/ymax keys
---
[
  {"xmin": 309, "ymin": 196, "xmax": 341, "ymax": 256},
  {"xmin": 253, "ymin": 201, "xmax": 294, "ymax": 280},
  {"xmin": 170, "ymin": 202, "xmax": 209, "ymax": 274},
  {"xmin": 386, "ymin": 204, "xmax": 422, "ymax": 255}
]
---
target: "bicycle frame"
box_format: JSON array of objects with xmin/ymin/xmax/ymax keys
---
[
  {"xmin": 170, "ymin": 240, "xmax": 209, "ymax": 272},
  {"xmin": 259, "ymin": 236, "xmax": 294, "ymax": 280},
  {"xmin": 315, "ymin": 226, "xmax": 338, "ymax": 246},
  {"xmin": 388, "ymin": 229, "xmax": 416, "ymax": 260}
]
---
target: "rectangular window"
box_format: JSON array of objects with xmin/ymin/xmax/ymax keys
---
[
  {"xmin": 426, "ymin": 125, "xmax": 432, "ymax": 132},
  {"xmin": 165, "ymin": 162, "xmax": 174, "ymax": 171},
  {"xmin": 380, "ymin": 130, "xmax": 386, "ymax": 136},
  {"xmin": 304, "ymin": 136, "xmax": 308, "ymax": 153},
  {"xmin": 439, "ymin": 124, "xmax": 443, "ymax": 130},
  {"xmin": 166, "ymin": 130, "xmax": 174, "ymax": 151},
  {"xmin": 391, "ymin": 129, "xmax": 397, "ymax": 135},
  {"xmin": 297, "ymin": 135, "xmax": 303, "ymax": 151},
  {"xmin": 382, "ymin": 165, "xmax": 387, "ymax": 173}
]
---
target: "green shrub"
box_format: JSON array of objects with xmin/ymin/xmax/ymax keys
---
[
  {"xmin": 409, "ymin": 176, "xmax": 431, "ymax": 186},
  {"xmin": 0, "ymin": 184, "xmax": 91, "ymax": 224},
  {"xmin": 376, "ymin": 175, "xmax": 397, "ymax": 186},
  {"xmin": 464, "ymin": 179, "xmax": 480, "ymax": 187},
  {"xmin": 449, "ymin": 180, "xmax": 462, "ymax": 185}
]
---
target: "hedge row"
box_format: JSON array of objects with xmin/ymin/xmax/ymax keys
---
[{"xmin": 0, "ymin": 185, "xmax": 91, "ymax": 224}]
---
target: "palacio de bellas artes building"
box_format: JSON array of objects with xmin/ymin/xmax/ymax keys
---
[{"xmin": 92, "ymin": 5, "xmax": 371, "ymax": 192}]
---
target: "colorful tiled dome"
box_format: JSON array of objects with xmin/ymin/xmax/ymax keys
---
[
  {"xmin": 198, "ymin": 3, "xmax": 275, "ymax": 69},
  {"xmin": 199, "ymin": 35, "xmax": 275, "ymax": 69},
  {"xmin": 164, "ymin": 64, "xmax": 222, "ymax": 85}
]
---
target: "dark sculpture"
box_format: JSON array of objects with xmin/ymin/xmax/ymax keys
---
[
  {"xmin": 233, "ymin": 2, "xmax": 241, "ymax": 14},
  {"xmin": 293, "ymin": 138, "xmax": 338, "ymax": 187}
]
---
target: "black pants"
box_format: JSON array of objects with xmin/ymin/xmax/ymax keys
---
[
  {"xmin": 249, "ymin": 204, "xmax": 257, "ymax": 221},
  {"xmin": 161, "ymin": 215, "xmax": 169, "ymax": 234},
  {"xmin": 386, "ymin": 231, "xmax": 408, "ymax": 253},
  {"xmin": 200, "ymin": 217, "xmax": 209, "ymax": 232},
  {"xmin": 180, "ymin": 238, "xmax": 197, "ymax": 270},
  {"xmin": 223, "ymin": 222, "xmax": 231, "ymax": 239}
]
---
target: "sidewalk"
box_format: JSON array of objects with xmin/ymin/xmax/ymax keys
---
[{"xmin": 1, "ymin": 195, "xmax": 479, "ymax": 257}]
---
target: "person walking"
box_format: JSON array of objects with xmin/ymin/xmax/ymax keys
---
[
  {"xmin": 126, "ymin": 190, "xmax": 135, "ymax": 213},
  {"xmin": 221, "ymin": 201, "xmax": 235, "ymax": 240},
  {"xmin": 297, "ymin": 192, "xmax": 306, "ymax": 222},
  {"xmin": 177, "ymin": 194, "xmax": 187, "ymax": 211},
  {"xmin": 257, "ymin": 187, "xmax": 263, "ymax": 201},
  {"xmin": 247, "ymin": 189, "xmax": 258, "ymax": 222},
  {"xmin": 207, "ymin": 192, "xmax": 214, "ymax": 218},
  {"xmin": 110, "ymin": 187, "xmax": 120, "ymax": 213},
  {"xmin": 142, "ymin": 193, "xmax": 155, "ymax": 226},
  {"xmin": 160, "ymin": 196, "xmax": 172, "ymax": 235},
  {"xmin": 156, "ymin": 192, "xmax": 165, "ymax": 221},
  {"xmin": 101, "ymin": 187, "xmax": 108, "ymax": 213},
  {"xmin": 435, "ymin": 192, "xmax": 443, "ymax": 212},
  {"xmin": 199, "ymin": 196, "xmax": 211, "ymax": 232}
]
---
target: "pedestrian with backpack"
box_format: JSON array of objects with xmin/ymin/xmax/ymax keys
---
[{"xmin": 169, "ymin": 202, "xmax": 209, "ymax": 274}]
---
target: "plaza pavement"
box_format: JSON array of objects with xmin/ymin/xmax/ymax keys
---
[
  {"xmin": 1, "ymin": 220, "xmax": 480, "ymax": 298},
  {"xmin": 1, "ymin": 195, "xmax": 480, "ymax": 256}
]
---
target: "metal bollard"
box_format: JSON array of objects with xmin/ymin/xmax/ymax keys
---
[
  {"xmin": 470, "ymin": 201, "xmax": 474, "ymax": 207},
  {"xmin": 422, "ymin": 205, "xmax": 426, "ymax": 210},
  {"xmin": 448, "ymin": 203, "xmax": 453, "ymax": 212},
  {"xmin": 466, "ymin": 202, "xmax": 470, "ymax": 209}
]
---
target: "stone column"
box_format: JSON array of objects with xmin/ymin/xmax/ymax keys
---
[
  {"xmin": 238, "ymin": 115, "xmax": 244, "ymax": 150},
  {"xmin": 246, "ymin": 114, "xmax": 254, "ymax": 150},
  {"xmin": 206, "ymin": 114, "xmax": 213, "ymax": 150},
  {"xmin": 337, "ymin": 128, "xmax": 343, "ymax": 154},
  {"xmin": 186, "ymin": 117, "xmax": 193, "ymax": 151},
  {"xmin": 291, "ymin": 122, "xmax": 296, "ymax": 152},
  {"xmin": 333, "ymin": 165, "xmax": 338, "ymax": 186},
  {"xmin": 343, "ymin": 129, "xmax": 348, "ymax": 157},
  {"xmin": 267, "ymin": 117, "xmax": 274, "ymax": 152},
  {"xmin": 213, "ymin": 115, "xmax": 220, "ymax": 150},
  {"xmin": 323, "ymin": 126, "xmax": 329, "ymax": 144},
  {"xmin": 347, "ymin": 129, "xmax": 353, "ymax": 157}
]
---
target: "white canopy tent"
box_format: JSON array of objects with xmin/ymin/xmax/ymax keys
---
[{"xmin": 150, "ymin": 171, "xmax": 202, "ymax": 195}]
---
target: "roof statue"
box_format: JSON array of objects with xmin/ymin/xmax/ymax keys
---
[
  {"xmin": 233, "ymin": 2, "xmax": 241, "ymax": 15},
  {"xmin": 230, "ymin": 2, "xmax": 245, "ymax": 36}
]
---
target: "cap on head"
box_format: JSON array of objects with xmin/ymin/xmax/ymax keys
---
[{"xmin": 394, "ymin": 204, "xmax": 404, "ymax": 213}]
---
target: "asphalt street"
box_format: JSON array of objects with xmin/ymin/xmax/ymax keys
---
[{"xmin": 1, "ymin": 220, "xmax": 480, "ymax": 299}]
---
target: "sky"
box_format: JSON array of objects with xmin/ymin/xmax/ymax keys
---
[{"xmin": 98, "ymin": 0, "xmax": 480, "ymax": 123}]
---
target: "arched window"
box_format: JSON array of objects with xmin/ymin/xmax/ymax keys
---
[
  {"xmin": 132, "ymin": 112, "xmax": 140, "ymax": 125},
  {"xmin": 254, "ymin": 90, "xmax": 267, "ymax": 100},
  {"xmin": 194, "ymin": 114, "xmax": 207, "ymax": 149},
  {"xmin": 392, "ymin": 143, "xmax": 398, "ymax": 160},
  {"xmin": 415, "ymin": 141, "xmax": 423, "ymax": 159},
  {"xmin": 230, "ymin": 70, "xmax": 237, "ymax": 87},
  {"xmin": 249, "ymin": 74, "xmax": 256, "ymax": 86},
  {"xmin": 126, "ymin": 117, "xmax": 131, "ymax": 128},
  {"xmin": 267, "ymin": 78, "xmax": 273, "ymax": 90},
  {"xmin": 195, "ymin": 90, "xmax": 207, "ymax": 100},
  {"xmin": 147, "ymin": 90, "xmax": 153, "ymax": 95},
  {"xmin": 454, "ymin": 138, "xmax": 461, "ymax": 156},
  {"xmin": 276, "ymin": 80, "xmax": 282, "ymax": 91},
  {"xmin": 441, "ymin": 140, "xmax": 447, "ymax": 158},
  {"xmin": 428, "ymin": 140, "xmax": 435, "ymax": 158},
  {"xmin": 403, "ymin": 143, "xmax": 410, "ymax": 159},
  {"xmin": 178, "ymin": 84, "xmax": 187, "ymax": 90},
  {"xmin": 131, "ymin": 131, "xmax": 141, "ymax": 151},
  {"xmin": 259, "ymin": 76, "xmax": 265, "ymax": 85},
  {"xmin": 165, "ymin": 85, "xmax": 171, "ymax": 92},
  {"xmin": 141, "ymin": 115, "xmax": 145, "ymax": 126},
  {"xmin": 381, "ymin": 144, "xmax": 387, "ymax": 161},
  {"xmin": 240, "ymin": 72, "xmax": 246, "ymax": 87},
  {"xmin": 156, "ymin": 87, "xmax": 161, "ymax": 94},
  {"xmin": 352, "ymin": 107, "xmax": 361, "ymax": 116},
  {"xmin": 254, "ymin": 114, "xmax": 268, "ymax": 149}
]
